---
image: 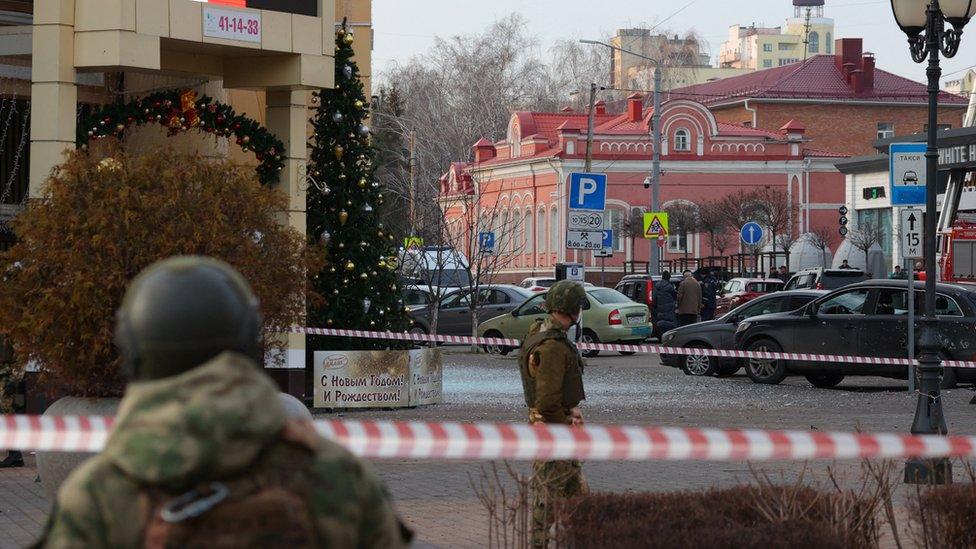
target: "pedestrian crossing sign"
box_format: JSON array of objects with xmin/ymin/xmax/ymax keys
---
[
  {"xmin": 404, "ymin": 236, "xmax": 424, "ymax": 251},
  {"xmin": 642, "ymin": 212, "xmax": 669, "ymax": 239}
]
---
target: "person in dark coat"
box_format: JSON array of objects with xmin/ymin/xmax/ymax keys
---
[
  {"xmin": 700, "ymin": 270, "xmax": 718, "ymax": 321},
  {"xmin": 651, "ymin": 271, "xmax": 678, "ymax": 336}
]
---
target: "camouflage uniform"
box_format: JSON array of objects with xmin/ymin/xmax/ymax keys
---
[
  {"xmin": 36, "ymin": 352, "xmax": 409, "ymax": 548},
  {"xmin": 519, "ymin": 282, "xmax": 589, "ymax": 549}
]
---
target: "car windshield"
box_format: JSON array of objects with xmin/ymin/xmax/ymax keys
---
[
  {"xmin": 589, "ymin": 288, "xmax": 631, "ymax": 305},
  {"xmin": 518, "ymin": 294, "xmax": 547, "ymax": 316},
  {"xmin": 821, "ymin": 271, "xmax": 868, "ymax": 289},
  {"xmin": 747, "ymin": 281, "xmax": 782, "ymax": 292},
  {"xmin": 425, "ymin": 269, "xmax": 472, "ymax": 287},
  {"xmin": 535, "ymin": 279, "xmax": 556, "ymax": 288},
  {"xmin": 401, "ymin": 289, "xmax": 431, "ymax": 306}
]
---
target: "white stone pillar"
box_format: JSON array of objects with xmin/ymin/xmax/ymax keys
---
[{"xmin": 29, "ymin": 0, "xmax": 77, "ymax": 197}]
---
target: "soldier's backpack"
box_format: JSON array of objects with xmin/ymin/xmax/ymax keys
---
[{"xmin": 140, "ymin": 425, "xmax": 319, "ymax": 548}]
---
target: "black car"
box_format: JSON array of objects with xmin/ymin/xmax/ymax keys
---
[
  {"xmin": 733, "ymin": 280, "xmax": 976, "ymax": 388},
  {"xmin": 660, "ymin": 290, "xmax": 825, "ymax": 377},
  {"xmin": 784, "ymin": 267, "xmax": 868, "ymax": 291}
]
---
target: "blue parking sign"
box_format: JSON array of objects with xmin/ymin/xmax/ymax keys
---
[
  {"xmin": 478, "ymin": 231, "xmax": 495, "ymax": 253},
  {"xmin": 568, "ymin": 172, "xmax": 607, "ymax": 211}
]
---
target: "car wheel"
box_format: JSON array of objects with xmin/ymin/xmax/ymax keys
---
[
  {"xmin": 481, "ymin": 330, "xmax": 510, "ymax": 356},
  {"xmin": 681, "ymin": 344, "xmax": 717, "ymax": 377},
  {"xmin": 715, "ymin": 364, "xmax": 740, "ymax": 377},
  {"xmin": 805, "ymin": 374, "xmax": 844, "ymax": 389},
  {"xmin": 745, "ymin": 339, "xmax": 788, "ymax": 385},
  {"xmin": 581, "ymin": 329, "xmax": 600, "ymax": 358},
  {"xmin": 619, "ymin": 351, "xmax": 636, "ymax": 356},
  {"xmin": 409, "ymin": 324, "xmax": 429, "ymax": 346}
]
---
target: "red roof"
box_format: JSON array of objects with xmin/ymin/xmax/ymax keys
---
[
  {"xmin": 472, "ymin": 138, "xmax": 493, "ymax": 148},
  {"xmin": 671, "ymin": 55, "xmax": 967, "ymax": 105},
  {"xmin": 780, "ymin": 119, "xmax": 806, "ymax": 132}
]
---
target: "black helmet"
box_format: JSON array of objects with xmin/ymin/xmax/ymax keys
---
[{"xmin": 115, "ymin": 256, "xmax": 263, "ymax": 381}]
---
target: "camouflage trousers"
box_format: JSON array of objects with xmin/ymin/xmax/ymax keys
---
[{"xmin": 530, "ymin": 459, "xmax": 588, "ymax": 549}]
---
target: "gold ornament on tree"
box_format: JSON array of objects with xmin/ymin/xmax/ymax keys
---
[
  {"xmin": 343, "ymin": 33, "xmax": 355, "ymax": 45},
  {"xmin": 355, "ymin": 99, "xmax": 365, "ymax": 109},
  {"xmin": 339, "ymin": 210, "xmax": 349, "ymax": 225},
  {"xmin": 345, "ymin": 260, "xmax": 355, "ymax": 271},
  {"xmin": 333, "ymin": 145, "xmax": 344, "ymax": 160}
]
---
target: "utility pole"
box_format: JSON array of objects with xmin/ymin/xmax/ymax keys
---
[
  {"xmin": 649, "ymin": 65, "xmax": 662, "ymax": 276},
  {"xmin": 584, "ymin": 82, "xmax": 597, "ymax": 172},
  {"xmin": 408, "ymin": 130, "xmax": 416, "ymax": 235}
]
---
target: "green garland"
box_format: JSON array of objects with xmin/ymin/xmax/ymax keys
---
[{"xmin": 76, "ymin": 89, "xmax": 286, "ymax": 186}]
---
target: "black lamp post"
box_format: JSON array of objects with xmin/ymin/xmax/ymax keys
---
[{"xmin": 891, "ymin": 0, "xmax": 976, "ymax": 484}]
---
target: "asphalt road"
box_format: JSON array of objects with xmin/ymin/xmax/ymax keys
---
[{"xmin": 322, "ymin": 348, "xmax": 976, "ymax": 548}]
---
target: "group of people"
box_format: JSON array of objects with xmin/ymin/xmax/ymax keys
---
[{"xmin": 649, "ymin": 268, "xmax": 722, "ymax": 332}]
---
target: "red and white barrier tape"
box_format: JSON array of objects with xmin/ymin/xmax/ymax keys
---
[
  {"xmin": 4, "ymin": 415, "xmax": 976, "ymax": 461},
  {"xmin": 294, "ymin": 327, "xmax": 976, "ymax": 369}
]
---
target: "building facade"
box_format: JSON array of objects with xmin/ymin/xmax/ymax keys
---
[
  {"xmin": 719, "ymin": 0, "xmax": 834, "ymax": 70},
  {"xmin": 439, "ymin": 96, "xmax": 847, "ymax": 284},
  {"xmin": 676, "ymin": 39, "xmax": 968, "ymax": 157}
]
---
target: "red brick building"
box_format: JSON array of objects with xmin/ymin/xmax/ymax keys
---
[
  {"xmin": 672, "ymin": 39, "xmax": 967, "ymax": 156},
  {"xmin": 439, "ymin": 97, "xmax": 847, "ymax": 284}
]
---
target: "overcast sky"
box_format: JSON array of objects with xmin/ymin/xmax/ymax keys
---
[{"xmin": 371, "ymin": 0, "xmax": 976, "ymax": 85}]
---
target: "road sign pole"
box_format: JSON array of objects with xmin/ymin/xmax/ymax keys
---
[{"xmin": 908, "ymin": 265, "xmax": 916, "ymax": 393}]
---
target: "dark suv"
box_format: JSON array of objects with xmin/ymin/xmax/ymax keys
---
[
  {"xmin": 784, "ymin": 267, "xmax": 868, "ymax": 291},
  {"xmin": 615, "ymin": 274, "xmax": 662, "ymax": 310},
  {"xmin": 733, "ymin": 280, "xmax": 976, "ymax": 388}
]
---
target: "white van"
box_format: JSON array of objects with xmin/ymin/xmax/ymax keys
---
[{"xmin": 399, "ymin": 246, "xmax": 472, "ymax": 288}]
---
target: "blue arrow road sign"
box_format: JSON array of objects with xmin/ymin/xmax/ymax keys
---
[
  {"xmin": 740, "ymin": 222, "xmax": 764, "ymax": 245},
  {"xmin": 602, "ymin": 229, "xmax": 613, "ymax": 249},
  {"xmin": 478, "ymin": 231, "xmax": 495, "ymax": 252},
  {"xmin": 568, "ymin": 172, "xmax": 607, "ymax": 211}
]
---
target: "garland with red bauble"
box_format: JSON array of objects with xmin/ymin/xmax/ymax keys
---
[{"xmin": 76, "ymin": 89, "xmax": 286, "ymax": 186}]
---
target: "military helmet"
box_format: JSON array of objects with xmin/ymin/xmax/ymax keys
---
[
  {"xmin": 544, "ymin": 280, "xmax": 588, "ymax": 315},
  {"xmin": 115, "ymin": 256, "xmax": 263, "ymax": 381}
]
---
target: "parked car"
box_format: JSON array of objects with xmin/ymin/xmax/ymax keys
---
[
  {"xmin": 408, "ymin": 284, "xmax": 532, "ymax": 337},
  {"xmin": 733, "ymin": 280, "xmax": 976, "ymax": 388},
  {"xmin": 660, "ymin": 290, "xmax": 825, "ymax": 377},
  {"xmin": 477, "ymin": 287, "xmax": 651, "ymax": 357},
  {"xmin": 615, "ymin": 274, "xmax": 662, "ymax": 310},
  {"xmin": 784, "ymin": 267, "xmax": 868, "ymax": 291},
  {"xmin": 714, "ymin": 278, "xmax": 784, "ymax": 316},
  {"xmin": 520, "ymin": 277, "xmax": 557, "ymax": 292}
]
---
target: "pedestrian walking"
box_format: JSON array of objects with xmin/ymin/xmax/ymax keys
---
[
  {"xmin": 519, "ymin": 280, "xmax": 589, "ymax": 548},
  {"xmin": 676, "ymin": 270, "xmax": 702, "ymax": 326},
  {"xmin": 890, "ymin": 265, "xmax": 908, "ymax": 279},
  {"xmin": 36, "ymin": 257, "xmax": 410, "ymax": 548},
  {"xmin": 700, "ymin": 270, "xmax": 718, "ymax": 322},
  {"xmin": 651, "ymin": 271, "xmax": 677, "ymax": 334},
  {"xmin": 777, "ymin": 265, "xmax": 790, "ymax": 283}
]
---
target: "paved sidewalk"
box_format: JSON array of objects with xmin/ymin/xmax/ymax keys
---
[{"xmin": 1, "ymin": 350, "xmax": 973, "ymax": 548}]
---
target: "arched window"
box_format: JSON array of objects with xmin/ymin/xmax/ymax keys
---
[
  {"xmin": 808, "ymin": 31, "xmax": 819, "ymax": 54},
  {"xmin": 537, "ymin": 209, "xmax": 546, "ymax": 253},
  {"xmin": 825, "ymin": 33, "xmax": 832, "ymax": 54},
  {"xmin": 550, "ymin": 208, "xmax": 559, "ymax": 253},
  {"xmin": 523, "ymin": 210, "xmax": 531, "ymax": 253},
  {"xmin": 674, "ymin": 128, "xmax": 691, "ymax": 152},
  {"xmin": 499, "ymin": 211, "xmax": 510, "ymax": 254},
  {"xmin": 508, "ymin": 120, "xmax": 521, "ymax": 158}
]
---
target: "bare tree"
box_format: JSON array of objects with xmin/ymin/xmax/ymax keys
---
[
  {"xmin": 697, "ymin": 200, "xmax": 729, "ymax": 258},
  {"xmin": 664, "ymin": 201, "xmax": 700, "ymax": 261},
  {"xmin": 751, "ymin": 187, "xmax": 797, "ymax": 256},
  {"xmin": 804, "ymin": 227, "xmax": 838, "ymax": 268},
  {"xmin": 848, "ymin": 222, "xmax": 885, "ymax": 270}
]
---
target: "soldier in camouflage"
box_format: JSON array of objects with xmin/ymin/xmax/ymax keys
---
[
  {"xmin": 518, "ymin": 280, "xmax": 589, "ymax": 548},
  {"xmin": 36, "ymin": 257, "xmax": 410, "ymax": 548}
]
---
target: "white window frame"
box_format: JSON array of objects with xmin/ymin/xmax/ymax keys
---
[
  {"xmin": 674, "ymin": 128, "xmax": 691, "ymax": 152},
  {"xmin": 877, "ymin": 122, "xmax": 895, "ymax": 140},
  {"xmin": 549, "ymin": 208, "xmax": 559, "ymax": 254},
  {"xmin": 763, "ymin": 43, "xmax": 773, "ymax": 52},
  {"xmin": 536, "ymin": 209, "xmax": 546, "ymax": 253}
]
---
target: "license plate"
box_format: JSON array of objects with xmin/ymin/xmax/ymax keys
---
[{"xmin": 627, "ymin": 315, "xmax": 644, "ymax": 325}]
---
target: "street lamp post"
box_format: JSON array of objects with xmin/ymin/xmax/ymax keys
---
[
  {"xmin": 891, "ymin": 0, "xmax": 976, "ymax": 484},
  {"xmin": 580, "ymin": 39, "xmax": 663, "ymax": 275}
]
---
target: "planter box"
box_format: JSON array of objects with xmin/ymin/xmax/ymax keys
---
[{"xmin": 313, "ymin": 348, "xmax": 442, "ymax": 409}]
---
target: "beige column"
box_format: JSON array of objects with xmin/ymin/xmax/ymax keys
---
[
  {"xmin": 265, "ymin": 90, "xmax": 309, "ymax": 373},
  {"xmin": 29, "ymin": 0, "xmax": 77, "ymax": 197}
]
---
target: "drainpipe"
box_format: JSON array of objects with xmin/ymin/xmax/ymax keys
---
[
  {"xmin": 744, "ymin": 98, "xmax": 757, "ymax": 127},
  {"xmin": 803, "ymin": 159, "xmax": 811, "ymax": 233}
]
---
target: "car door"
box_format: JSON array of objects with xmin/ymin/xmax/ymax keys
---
[
  {"xmin": 794, "ymin": 288, "xmax": 872, "ymax": 370},
  {"xmin": 481, "ymin": 288, "xmax": 516, "ymax": 320},
  {"xmin": 720, "ymin": 295, "xmax": 792, "ymax": 350},
  {"xmin": 437, "ymin": 291, "xmax": 472, "ymax": 335},
  {"xmin": 855, "ymin": 287, "xmax": 910, "ymax": 375}
]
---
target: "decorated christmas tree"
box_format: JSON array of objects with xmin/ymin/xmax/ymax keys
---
[{"xmin": 307, "ymin": 20, "xmax": 408, "ymax": 349}]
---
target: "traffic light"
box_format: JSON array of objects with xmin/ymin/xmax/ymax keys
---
[{"xmin": 839, "ymin": 205, "xmax": 849, "ymax": 237}]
